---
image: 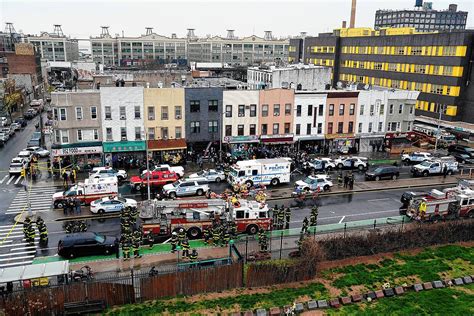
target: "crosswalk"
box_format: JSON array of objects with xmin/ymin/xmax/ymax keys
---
[
  {"xmin": 0, "ymin": 224, "xmax": 38, "ymax": 268},
  {"xmin": 4, "ymin": 186, "xmax": 58, "ymax": 215},
  {"xmin": 0, "ymin": 174, "xmax": 24, "ymax": 186}
]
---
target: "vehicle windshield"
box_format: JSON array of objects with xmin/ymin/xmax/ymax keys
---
[
  {"xmin": 172, "ymin": 180, "xmax": 182, "ymax": 187},
  {"xmin": 374, "ymin": 167, "xmax": 384, "ymax": 173},
  {"xmin": 196, "ymin": 171, "xmax": 205, "ymax": 176},
  {"xmin": 230, "ymin": 168, "xmax": 238, "ymax": 177},
  {"xmin": 64, "ymin": 186, "xmax": 78, "ymax": 196},
  {"xmin": 420, "ymin": 161, "xmax": 432, "ymax": 167},
  {"xmin": 94, "ymin": 234, "xmax": 105, "ymax": 243},
  {"xmin": 303, "ymin": 178, "xmax": 314, "ymax": 184},
  {"xmin": 117, "ymin": 197, "xmax": 126, "ymax": 203}
]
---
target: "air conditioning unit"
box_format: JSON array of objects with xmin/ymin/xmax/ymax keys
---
[
  {"xmin": 148, "ymin": 116, "xmax": 154, "ymax": 120},
  {"xmin": 274, "ymin": 113, "xmax": 280, "ymax": 116},
  {"xmin": 120, "ymin": 115, "xmax": 126, "ymax": 120},
  {"xmin": 176, "ymin": 115, "xmax": 182, "ymax": 119},
  {"xmin": 238, "ymin": 113, "xmax": 244, "ymax": 117}
]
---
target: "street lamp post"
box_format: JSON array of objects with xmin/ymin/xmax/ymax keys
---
[
  {"xmin": 434, "ymin": 105, "xmax": 444, "ymax": 153},
  {"xmin": 142, "ymin": 130, "xmax": 151, "ymax": 201}
]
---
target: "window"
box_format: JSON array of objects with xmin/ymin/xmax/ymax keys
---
[
  {"xmin": 329, "ymin": 104, "xmax": 334, "ymax": 116},
  {"xmin": 208, "ymin": 121, "xmax": 218, "ymax": 133},
  {"xmin": 284, "ymin": 123, "xmax": 291, "ymax": 134},
  {"xmin": 119, "ymin": 106, "xmax": 126, "ymax": 119},
  {"xmin": 225, "ymin": 105, "xmax": 232, "ymax": 117},
  {"xmin": 317, "ymin": 123, "xmax": 322, "ymax": 134},
  {"xmin": 397, "ymin": 122, "xmax": 401, "ymax": 130},
  {"xmin": 306, "ymin": 123, "xmax": 311, "ymax": 135},
  {"xmin": 250, "ymin": 104, "xmax": 256, "ymax": 117},
  {"xmin": 273, "ymin": 104, "xmax": 280, "ymax": 116},
  {"xmin": 348, "ymin": 121, "xmax": 354, "ymax": 133},
  {"xmin": 75, "ymin": 107, "xmax": 83, "ymax": 120},
  {"xmin": 378, "ymin": 122, "xmax": 383, "ymax": 132},
  {"xmin": 349, "ymin": 103, "xmax": 355, "ymax": 115},
  {"xmin": 190, "ymin": 100, "xmax": 200, "ymax": 112},
  {"xmin": 93, "ymin": 129, "xmax": 99, "ymax": 140},
  {"xmin": 225, "ymin": 125, "xmax": 232, "ymax": 136},
  {"xmin": 296, "ymin": 124, "xmax": 301, "ymax": 135},
  {"xmin": 359, "ymin": 104, "xmax": 364, "ymax": 115},
  {"xmin": 90, "ymin": 106, "xmax": 97, "ymax": 119},
  {"xmin": 261, "ymin": 124, "xmax": 268, "ymax": 135},
  {"xmin": 399, "ymin": 104, "xmax": 403, "ymax": 114},
  {"xmin": 135, "ymin": 127, "xmax": 141, "ymax": 140},
  {"xmin": 77, "ymin": 129, "xmax": 82, "ymax": 141},
  {"xmin": 409, "ymin": 105, "xmax": 414, "ymax": 114},
  {"xmin": 53, "ymin": 108, "xmax": 58, "ymax": 120},
  {"xmin": 106, "ymin": 128, "xmax": 112, "ymax": 141},
  {"xmin": 148, "ymin": 127, "xmax": 155, "ymax": 140},
  {"xmin": 161, "ymin": 106, "xmax": 168, "ymax": 120},
  {"xmin": 389, "ymin": 104, "xmax": 394, "ymax": 114},
  {"xmin": 120, "ymin": 127, "xmax": 127, "ymax": 140},
  {"xmin": 285, "ymin": 103, "xmax": 292, "ymax": 116},
  {"xmin": 148, "ymin": 106, "xmax": 155, "ymax": 120},
  {"xmin": 370, "ymin": 104, "xmax": 374, "ymax": 116},
  {"xmin": 368, "ymin": 122, "xmax": 373, "ymax": 133},
  {"xmin": 262, "ymin": 104, "xmax": 268, "ymax": 117},
  {"xmin": 191, "ymin": 121, "xmax": 200, "ymax": 133},
  {"xmin": 379, "ymin": 104, "xmax": 384, "ymax": 115},
  {"xmin": 339, "ymin": 104, "xmax": 345, "ymax": 115},
  {"xmin": 208, "ymin": 100, "xmax": 218, "ymax": 112},
  {"xmin": 296, "ymin": 105, "xmax": 302, "ymax": 117},
  {"xmin": 61, "ymin": 130, "xmax": 69, "ymax": 143},
  {"xmin": 249, "ymin": 124, "xmax": 256, "ymax": 135},
  {"xmin": 175, "ymin": 106, "xmax": 182, "ymax": 119},
  {"xmin": 327, "ymin": 122, "xmax": 333, "ymax": 134},
  {"xmin": 60, "ymin": 108, "xmax": 67, "ymax": 121},
  {"xmin": 161, "ymin": 127, "xmax": 168, "ymax": 139},
  {"xmin": 175, "ymin": 127, "xmax": 182, "ymax": 139},
  {"xmin": 134, "ymin": 106, "xmax": 141, "ymax": 119},
  {"xmin": 238, "ymin": 105, "xmax": 245, "ymax": 117},
  {"xmin": 337, "ymin": 122, "xmax": 344, "ymax": 133},
  {"xmin": 358, "ymin": 123, "xmax": 363, "ymax": 133},
  {"xmin": 272, "ymin": 123, "xmax": 279, "ymax": 135},
  {"xmin": 237, "ymin": 125, "xmax": 244, "ymax": 136},
  {"xmin": 307, "ymin": 104, "xmax": 313, "ymax": 116},
  {"xmin": 318, "ymin": 104, "xmax": 324, "ymax": 116}
]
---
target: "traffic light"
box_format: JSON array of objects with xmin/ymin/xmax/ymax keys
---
[{"xmin": 21, "ymin": 168, "xmax": 26, "ymax": 178}]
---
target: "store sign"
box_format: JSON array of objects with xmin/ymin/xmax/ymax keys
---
[
  {"xmin": 52, "ymin": 146, "xmax": 103, "ymax": 157},
  {"xmin": 224, "ymin": 135, "xmax": 259, "ymax": 143},
  {"xmin": 260, "ymin": 133, "xmax": 294, "ymax": 140},
  {"xmin": 103, "ymin": 141, "xmax": 146, "ymax": 153}
]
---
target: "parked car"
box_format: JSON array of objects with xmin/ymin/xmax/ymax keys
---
[
  {"xmin": 295, "ymin": 175, "xmax": 333, "ymax": 192},
  {"xmin": 90, "ymin": 196, "xmax": 137, "ymax": 214},
  {"xmin": 9, "ymin": 161, "xmax": 25, "ymax": 176},
  {"xmin": 58, "ymin": 232, "xmax": 119, "ymax": 259},
  {"xmin": 0, "ymin": 117, "xmax": 8, "ymax": 127},
  {"xmin": 24, "ymin": 109, "xmax": 37, "ymax": 119},
  {"xmin": 27, "ymin": 131, "xmax": 42, "ymax": 147},
  {"xmin": 448, "ymin": 144, "xmax": 474, "ymax": 159},
  {"xmin": 451, "ymin": 152, "xmax": 474, "ymax": 164},
  {"xmin": 89, "ymin": 167, "xmax": 128, "ymax": 182},
  {"xmin": 365, "ymin": 166, "xmax": 400, "ymax": 181},
  {"xmin": 304, "ymin": 158, "xmax": 336, "ymax": 172},
  {"xmin": 163, "ymin": 177, "xmax": 209, "ymax": 198},
  {"xmin": 130, "ymin": 171, "xmax": 178, "ymax": 191},
  {"xmin": 17, "ymin": 150, "xmax": 33, "ymax": 163},
  {"xmin": 189, "ymin": 169, "xmax": 225, "ymax": 183},
  {"xmin": 14, "ymin": 117, "xmax": 27, "ymax": 127},
  {"xmin": 402, "ymin": 152, "xmax": 432, "ymax": 164},
  {"xmin": 10, "ymin": 122, "xmax": 21, "ymax": 131},
  {"xmin": 334, "ymin": 156, "xmax": 368, "ymax": 170},
  {"xmin": 0, "ymin": 127, "xmax": 14, "ymax": 137},
  {"xmin": 24, "ymin": 146, "xmax": 50, "ymax": 158},
  {"xmin": 0, "ymin": 132, "xmax": 9, "ymax": 143}
]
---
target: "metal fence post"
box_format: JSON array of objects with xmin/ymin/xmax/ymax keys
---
[
  {"xmin": 344, "ymin": 223, "xmax": 347, "ymax": 238},
  {"xmin": 373, "ymin": 219, "xmax": 377, "ymax": 229},
  {"xmin": 245, "ymin": 236, "xmax": 248, "ymax": 263},
  {"xmin": 279, "ymin": 231, "xmax": 283, "ymax": 260},
  {"xmin": 130, "ymin": 268, "xmax": 135, "ymax": 302},
  {"xmin": 400, "ymin": 216, "xmax": 405, "ymax": 232}
]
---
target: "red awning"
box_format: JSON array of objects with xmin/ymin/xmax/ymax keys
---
[
  {"xmin": 261, "ymin": 137, "xmax": 294, "ymax": 145},
  {"xmin": 147, "ymin": 139, "xmax": 187, "ymax": 151}
]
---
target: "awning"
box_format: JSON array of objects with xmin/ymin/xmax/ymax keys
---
[
  {"xmin": 325, "ymin": 133, "xmax": 355, "ymax": 140},
  {"xmin": 103, "ymin": 140, "xmax": 146, "ymax": 153},
  {"xmin": 148, "ymin": 139, "xmax": 187, "ymax": 151},
  {"xmin": 0, "ymin": 261, "xmax": 69, "ymax": 283},
  {"xmin": 261, "ymin": 136, "xmax": 294, "ymax": 145},
  {"xmin": 296, "ymin": 135, "xmax": 325, "ymax": 141},
  {"xmin": 224, "ymin": 135, "xmax": 259, "ymax": 144}
]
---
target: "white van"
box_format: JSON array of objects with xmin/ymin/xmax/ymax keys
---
[
  {"xmin": 17, "ymin": 151, "xmax": 33, "ymax": 164},
  {"xmin": 228, "ymin": 158, "xmax": 292, "ymax": 187}
]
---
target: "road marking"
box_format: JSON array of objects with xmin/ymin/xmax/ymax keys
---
[
  {"xmin": 0, "ymin": 260, "xmax": 33, "ymax": 268},
  {"xmin": 14, "ymin": 176, "xmax": 23, "ymax": 185},
  {"xmin": 292, "ymin": 209, "xmax": 400, "ymax": 223},
  {"xmin": 0, "ymin": 251, "xmax": 35, "ymax": 257},
  {"xmin": 0, "ymin": 255, "xmax": 35, "ymax": 262},
  {"xmin": 367, "ymin": 198, "xmax": 391, "ymax": 202},
  {"xmin": 339, "ymin": 216, "xmax": 346, "ymax": 224},
  {"xmin": 0, "ymin": 227, "xmax": 23, "ymax": 232},
  {"xmin": 10, "ymin": 246, "xmax": 37, "ymax": 251},
  {"xmin": 0, "ymin": 175, "xmax": 8, "ymax": 184},
  {"xmin": 6, "ymin": 176, "xmax": 16, "ymax": 185}
]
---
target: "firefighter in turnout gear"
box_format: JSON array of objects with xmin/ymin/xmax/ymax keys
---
[
  {"xmin": 301, "ymin": 217, "xmax": 309, "ymax": 234},
  {"xmin": 189, "ymin": 249, "xmax": 198, "ymax": 262},
  {"xmin": 277, "ymin": 207, "xmax": 285, "ymax": 229},
  {"xmin": 222, "ymin": 227, "xmax": 230, "ymax": 246},
  {"xmin": 285, "ymin": 207, "xmax": 291, "ymax": 229},
  {"xmin": 259, "ymin": 231, "xmax": 268, "ymax": 253},
  {"xmin": 229, "ymin": 221, "xmax": 238, "ymax": 238},
  {"xmin": 212, "ymin": 224, "xmax": 221, "ymax": 246},
  {"xmin": 203, "ymin": 226, "xmax": 211, "ymax": 244},
  {"xmin": 132, "ymin": 236, "xmax": 142, "ymax": 258},
  {"xmin": 181, "ymin": 238, "xmax": 190, "ymax": 258},
  {"xmin": 177, "ymin": 228, "xmax": 186, "ymax": 245},
  {"xmin": 122, "ymin": 240, "xmax": 131, "ymax": 260},
  {"xmin": 23, "ymin": 217, "xmax": 32, "ymax": 238},
  {"xmin": 297, "ymin": 234, "xmax": 305, "ymax": 253},
  {"xmin": 310, "ymin": 206, "xmax": 319, "ymax": 227},
  {"xmin": 38, "ymin": 221, "xmax": 48, "ymax": 245},
  {"xmin": 26, "ymin": 225, "xmax": 36, "ymax": 244},
  {"xmin": 170, "ymin": 231, "xmax": 179, "ymax": 253}
]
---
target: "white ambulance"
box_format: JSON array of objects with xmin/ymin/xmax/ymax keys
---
[{"xmin": 228, "ymin": 158, "xmax": 292, "ymax": 187}]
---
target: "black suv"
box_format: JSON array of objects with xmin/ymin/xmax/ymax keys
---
[
  {"xmin": 365, "ymin": 166, "xmax": 400, "ymax": 181},
  {"xmin": 448, "ymin": 144, "xmax": 474, "ymax": 158},
  {"xmin": 14, "ymin": 117, "xmax": 27, "ymax": 127},
  {"xmin": 58, "ymin": 232, "xmax": 118, "ymax": 259}
]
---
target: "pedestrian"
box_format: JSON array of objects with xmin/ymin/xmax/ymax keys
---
[
  {"xmin": 443, "ymin": 165, "xmax": 448, "ymax": 179},
  {"xmin": 74, "ymin": 198, "xmax": 81, "ymax": 215},
  {"xmin": 343, "ymin": 173, "xmax": 349, "ymax": 189},
  {"xmin": 70, "ymin": 169, "xmax": 76, "ymax": 184},
  {"xmin": 349, "ymin": 172, "xmax": 355, "ymax": 190},
  {"xmin": 62, "ymin": 170, "xmax": 69, "ymax": 189}
]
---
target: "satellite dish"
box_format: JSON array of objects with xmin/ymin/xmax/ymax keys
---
[{"xmin": 336, "ymin": 81, "xmax": 343, "ymax": 89}]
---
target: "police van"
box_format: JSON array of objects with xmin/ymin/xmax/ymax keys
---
[{"xmin": 228, "ymin": 158, "xmax": 292, "ymax": 187}]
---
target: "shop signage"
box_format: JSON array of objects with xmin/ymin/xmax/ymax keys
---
[
  {"xmin": 103, "ymin": 141, "xmax": 146, "ymax": 153},
  {"xmin": 52, "ymin": 146, "xmax": 103, "ymax": 157},
  {"xmin": 224, "ymin": 135, "xmax": 259, "ymax": 143},
  {"xmin": 260, "ymin": 133, "xmax": 294, "ymax": 140}
]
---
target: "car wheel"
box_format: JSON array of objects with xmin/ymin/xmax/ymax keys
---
[
  {"xmin": 338, "ymin": 163, "xmax": 343, "ymax": 169},
  {"xmin": 358, "ymin": 165, "xmax": 364, "ymax": 171},
  {"xmin": 169, "ymin": 192, "xmax": 177, "ymax": 199},
  {"xmin": 104, "ymin": 248, "xmax": 111, "ymax": 255},
  {"xmin": 270, "ymin": 178, "xmax": 280, "ymax": 186},
  {"xmin": 56, "ymin": 201, "xmax": 64, "ymax": 209},
  {"xmin": 404, "ymin": 159, "xmax": 410, "ymax": 163},
  {"xmin": 98, "ymin": 209, "xmax": 105, "ymax": 214},
  {"xmin": 135, "ymin": 184, "xmax": 141, "ymax": 191},
  {"xmin": 215, "ymin": 177, "xmax": 221, "ymax": 183},
  {"xmin": 392, "ymin": 174, "xmax": 398, "ymax": 180},
  {"xmin": 326, "ymin": 166, "xmax": 333, "ymax": 171},
  {"xmin": 187, "ymin": 227, "xmax": 201, "ymax": 239},
  {"xmin": 324, "ymin": 185, "xmax": 330, "ymax": 191},
  {"xmin": 196, "ymin": 189, "xmax": 204, "ymax": 196},
  {"xmin": 69, "ymin": 252, "xmax": 75, "ymax": 259},
  {"xmin": 375, "ymin": 176, "xmax": 380, "ymax": 181},
  {"xmin": 245, "ymin": 181, "xmax": 253, "ymax": 188},
  {"xmin": 447, "ymin": 170, "xmax": 453, "ymax": 175},
  {"xmin": 423, "ymin": 171, "xmax": 429, "ymax": 177},
  {"xmin": 246, "ymin": 224, "xmax": 258, "ymax": 235}
]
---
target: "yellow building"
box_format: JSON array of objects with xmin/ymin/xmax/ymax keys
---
[{"xmin": 144, "ymin": 88, "xmax": 186, "ymax": 161}]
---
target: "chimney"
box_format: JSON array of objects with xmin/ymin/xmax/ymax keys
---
[
  {"xmin": 171, "ymin": 33, "xmax": 177, "ymax": 39},
  {"xmin": 350, "ymin": 0, "xmax": 357, "ymax": 28},
  {"xmin": 146, "ymin": 27, "xmax": 153, "ymax": 35},
  {"xmin": 342, "ymin": 21, "xmax": 347, "ymax": 28},
  {"xmin": 226, "ymin": 29, "xmax": 235, "ymax": 39},
  {"xmin": 187, "ymin": 28, "xmax": 196, "ymax": 39},
  {"xmin": 100, "ymin": 26, "xmax": 110, "ymax": 38},
  {"xmin": 264, "ymin": 31, "xmax": 273, "ymax": 40}
]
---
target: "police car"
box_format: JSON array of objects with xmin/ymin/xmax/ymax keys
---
[
  {"xmin": 295, "ymin": 175, "xmax": 333, "ymax": 192},
  {"xmin": 90, "ymin": 196, "xmax": 137, "ymax": 214}
]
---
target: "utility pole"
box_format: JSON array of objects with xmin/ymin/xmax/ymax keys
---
[
  {"xmin": 143, "ymin": 131, "xmax": 151, "ymax": 200},
  {"xmin": 434, "ymin": 105, "xmax": 444, "ymax": 153}
]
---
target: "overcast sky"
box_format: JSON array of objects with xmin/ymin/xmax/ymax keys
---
[{"xmin": 1, "ymin": 0, "xmax": 473, "ymax": 40}]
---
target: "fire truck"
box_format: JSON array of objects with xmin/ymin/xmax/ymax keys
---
[
  {"xmin": 406, "ymin": 188, "xmax": 474, "ymax": 221},
  {"xmin": 139, "ymin": 199, "xmax": 272, "ymax": 240}
]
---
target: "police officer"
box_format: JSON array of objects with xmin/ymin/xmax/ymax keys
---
[
  {"xmin": 122, "ymin": 240, "xmax": 131, "ymax": 260},
  {"xmin": 181, "ymin": 237, "xmax": 190, "ymax": 258},
  {"xmin": 189, "ymin": 249, "xmax": 198, "ymax": 262},
  {"xmin": 285, "ymin": 207, "xmax": 291, "ymax": 229},
  {"xmin": 170, "ymin": 231, "xmax": 179, "ymax": 253}
]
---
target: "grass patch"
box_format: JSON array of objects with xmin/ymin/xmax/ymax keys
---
[
  {"xmin": 327, "ymin": 283, "xmax": 474, "ymax": 315},
  {"xmin": 107, "ymin": 282, "xmax": 328, "ymax": 315}
]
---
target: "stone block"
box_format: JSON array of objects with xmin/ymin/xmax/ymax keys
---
[
  {"xmin": 453, "ymin": 278, "xmax": 464, "ymax": 286},
  {"xmin": 294, "ymin": 303, "xmax": 304, "ymax": 313},
  {"xmin": 432, "ymin": 280, "xmax": 444, "ymax": 289},
  {"xmin": 307, "ymin": 300, "xmax": 318, "ymax": 310},
  {"xmin": 269, "ymin": 307, "xmax": 280, "ymax": 316},
  {"xmin": 317, "ymin": 300, "xmax": 329, "ymax": 309},
  {"xmin": 340, "ymin": 296, "xmax": 351, "ymax": 305},
  {"xmin": 394, "ymin": 286, "xmax": 405, "ymax": 295},
  {"xmin": 329, "ymin": 298, "xmax": 341, "ymax": 308},
  {"xmin": 365, "ymin": 292, "xmax": 377, "ymax": 300},
  {"xmin": 243, "ymin": 312, "xmax": 254, "ymax": 316},
  {"xmin": 351, "ymin": 294, "xmax": 363, "ymax": 302},
  {"xmin": 423, "ymin": 282, "xmax": 433, "ymax": 290},
  {"xmin": 413, "ymin": 284, "xmax": 423, "ymax": 292},
  {"xmin": 463, "ymin": 276, "xmax": 473, "ymax": 284},
  {"xmin": 383, "ymin": 288, "xmax": 395, "ymax": 297},
  {"xmin": 375, "ymin": 290, "xmax": 385, "ymax": 299},
  {"xmin": 256, "ymin": 309, "xmax": 267, "ymax": 316}
]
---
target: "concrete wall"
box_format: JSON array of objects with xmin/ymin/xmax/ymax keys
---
[{"xmin": 271, "ymin": 67, "xmax": 331, "ymax": 90}]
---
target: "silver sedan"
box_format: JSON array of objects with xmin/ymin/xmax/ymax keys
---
[{"xmin": 189, "ymin": 169, "xmax": 225, "ymax": 183}]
